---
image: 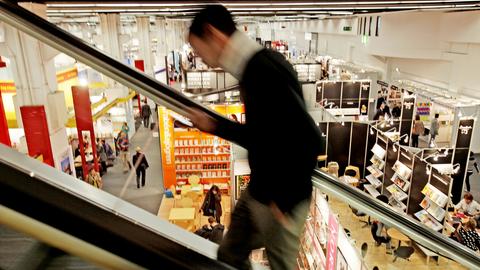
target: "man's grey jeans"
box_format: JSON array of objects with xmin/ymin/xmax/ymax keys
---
[{"xmin": 218, "ymin": 190, "xmax": 310, "ymax": 270}]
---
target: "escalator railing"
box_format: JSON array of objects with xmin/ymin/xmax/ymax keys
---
[
  {"xmin": 0, "ymin": 143, "xmax": 233, "ymax": 270},
  {"xmin": 1, "ymin": 1, "xmax": 480, "ymax": 269}
]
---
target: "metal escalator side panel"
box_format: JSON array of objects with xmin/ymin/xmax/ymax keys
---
[{"xmin": 0, "ymin": 144, "xmax": 233, "ymax": 270}]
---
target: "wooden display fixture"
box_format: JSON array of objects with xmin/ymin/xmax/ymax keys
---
[{"xmin": 174, "ymin": 130, "xmax": 231, "ymax": 186}]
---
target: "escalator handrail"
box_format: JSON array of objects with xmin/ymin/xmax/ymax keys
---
[
  {"xmin": 0, "ymin": 0, "xmax": 230, "ymax": 135},
  {"xmin": 1, "ymin": 1, "xmax": 480, "ymax": 269},
  {"xmin": 312, "ymin": 169, "xmax": 480, "ymax": 269}
]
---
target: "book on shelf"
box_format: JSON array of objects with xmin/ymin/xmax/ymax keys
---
[
  {"xmin": 366, "ymin": 174, "xmax": 382, "ymax": 188},
  {"xmin": 421, "ymin": 183, "xmax": 448, "ymax": 208},
  {"xmin": 391, "ymin": 173, "xmax": 410, "ymax": 192},
  {"xmin": 389, "ymin": 197, "xmax": 407, "ymax": 212},
  {"xmin": 370, "ymin": 156, "xmax": 385, "ymax": 170},
  {"xmin": 386, "ymin": 184, "xmax": 408, "ymax": 201},
  {"xmin": 420, "ymin": 197, "xmax": 446, "ymax": 222},
  {"xmin": 414, "ymin": 209, "xmax": 443, "ymax": 231},
  {"xmin": 392, "ymin": 160, "xmax": 412, "ymax": 180},
  {"xmin": 364, "ymin": 184, "xmax": 381, "ymax": 198},
  {"xmin": 367, "ymin": 166, "xmax": 383, "ymax": 178},
  {"xmin": 371, "ymin": 144, "xmax": 386, "ymax": 159}
]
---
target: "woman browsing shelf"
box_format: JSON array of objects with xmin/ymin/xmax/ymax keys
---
[{"xmin": 200, "ymin": 185, "xmax": 222, "ymax": 223}]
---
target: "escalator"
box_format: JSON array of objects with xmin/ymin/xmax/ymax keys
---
[{"xmin": 1, "ymin": 1, "xmax": 480, "ymax": 269}]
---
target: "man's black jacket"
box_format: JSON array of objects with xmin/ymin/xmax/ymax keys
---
[{"xmin": 214, "ymin": 49, "xmax": 323, "ymax": 213}]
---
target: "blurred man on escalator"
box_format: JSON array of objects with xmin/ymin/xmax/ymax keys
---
[{"xmin": 187, "ymin": 5, "xmax": 323, "ymax": 269}]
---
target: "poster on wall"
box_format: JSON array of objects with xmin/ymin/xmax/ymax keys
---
[
  {"xmin": 60, "ymin": 150, "xmax": 73, "ymax": 176},
  {"xmin": 235, "ymin": 174, "xmax": 251, "ymax": 200},
  {"xmin": 416, "ymin": 102, "xmax": 431, "ymax": 122}
]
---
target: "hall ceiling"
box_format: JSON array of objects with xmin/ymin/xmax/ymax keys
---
[{"xmin": 44, "ymin": 0, "xmax": 480, "ymax": 18}]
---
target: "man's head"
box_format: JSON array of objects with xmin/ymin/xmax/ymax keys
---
[
  {"xmin": 188, "ymin": 5, "xmax": 236, "ymax": 68},
  {"xmin": 464, "ymin": 193, "xmax": 474, "ymax": 204}
]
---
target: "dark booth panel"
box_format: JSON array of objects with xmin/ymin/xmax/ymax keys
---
[
  {"xmin": 408, "ymin": 156, "xmax": 429, "ymax": 215},
  {"xmin": 452, "ymin": 148, "xmax": 469, "ymax": 204},
  {"xmin": 351, "ymin": 123, "xmax": 369, "ymax": 179},
  {"xmin": 456, "ymin": 119, "xmax": 475, "ymax": 149},
  {"xmin": 327, "ymin": 122, "xmax": 352, "ymax": 176},
  {"xmin": 315, "ymin": 83, "xmax": 324, "ymax": 103},
  {"xmin": 365, "ymin": 127, "xmax": 378, "ymax": 176},
  {"xmin": 341, "ymin": 82, "xmax": 361, "ymax": 100},
  {"xmin": 361, "ymin": 82, "xmax": 370, "ymax": 99},
  {"xmin": 398, "ymin": 148, "xmax": 415, "ymax": 170},
  {"xmin": 430, "ymin": 168, "xmax": 452, "ymax": 195},
  {"xmin": 399, "ymin": 97, "xmax": 415, "ymax": 146},
  {"xmin": 323, "ymin": 82, "xmax": 342, "ymax": 100},
  {"xmin": 341, "ymin": 100, "xmax": 360, "ymax": 109},
  {"xmin": 383, "ymin": 141, "xmax": 398, "ymax": 188}
]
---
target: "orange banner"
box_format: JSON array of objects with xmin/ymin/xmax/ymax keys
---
[
  {"xmin": 158, "ymin": 107, "xmax": 176, "ymax": 189},
  {"xmin": 0, "ymin": 81, "xmax": 16, "ymax": 93},
  {"xmin": 56, "ymin": 68, "xmax": 78, "ymax": 83}
]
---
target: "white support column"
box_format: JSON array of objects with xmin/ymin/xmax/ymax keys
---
[
  {"xmin": 4, "ymin": 2, "xmax": 73, "ymax": 175},
  {"xmin": 136, "ymin": 16, "xmax": 153, "ymax": 76}
]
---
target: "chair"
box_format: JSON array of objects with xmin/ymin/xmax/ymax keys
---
[
  {"xmin": 393, "ymin": 246, "xmax": 415, "ymax": 262},
  {"xmin": 361, "ymin": 243, "xmax": 368, "ymax": 258},
  {"xmin": 179, "ymin": 197, "xmax": 194, "ymax": 208},
  {"xmin": 188, "ymin": 175, "xmax": 201, "ymax": 186},
  {"xmin": 344, "ymin": 165, "xmax": 360, "ymax": 180},
  {"xmin": 327, "ymin": 162, "xmax": 339, "ymax": 177},
  {"xmin": 350, "ymin": 206, "xmax": 369, "ymax": 228}
]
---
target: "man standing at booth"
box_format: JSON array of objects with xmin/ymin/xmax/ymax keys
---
[{"xmin": 187, "ymin": 5, "xmax": 323, "ymax": 269}]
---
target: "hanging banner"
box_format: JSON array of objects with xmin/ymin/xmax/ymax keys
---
[
  {"xmin": 399, "ymin": 96, "xmax": 415, "ymax": 146},
  {"xmin": 72, "ymin": 86, "xmax": 99, "ymax": 178},
  {"xmin": 134, "ymin": 59, "xmax": 145, "ymax": 115},
  {"xmin": 20, "ymin": 106, "xmax": 54, "ymax": 166},
  {"xmin": 0, "ymin": 90, "xmax": 11, "ymax": 146},
  {"xmin": 158, "ymin": 106, "xmax": 175, "ymax": 189},
  {"xmin": 326, "ymin": 212, "xmax": 339, "ymax": 270}
]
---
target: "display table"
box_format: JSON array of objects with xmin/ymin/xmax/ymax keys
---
[
  {"xmin": 168, "ymin": 208, "xmax": 196, "ymax": 222},
  {"xmin": 387, "ymin": 227, "xmax": 410, "ymax": 247}
]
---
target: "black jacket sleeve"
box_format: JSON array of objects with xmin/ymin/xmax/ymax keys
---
[{"xmin": 213, "ymin": 117, "xmax": 249, "ymax": 149}]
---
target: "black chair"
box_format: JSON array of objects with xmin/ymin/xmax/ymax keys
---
[
  {"xmin": 350, "ymin": 206, "xmax": 369, "ymax": 227},
  {"xmin": 393, "ymin": 246, "xmax": 415, "ymax": 262},
  {"xmin": 361, "ymin": 242, "xmax": 368, "ymax": 258}
]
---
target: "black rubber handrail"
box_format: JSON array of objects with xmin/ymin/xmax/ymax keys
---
[{"xmin": 1, "ymin": 1, "xmax": 480, "ymax": 269}]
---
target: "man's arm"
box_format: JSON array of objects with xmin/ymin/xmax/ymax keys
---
[{"xmin": 188, "ymin": 109, "xmax": 250, "ymax": 149}]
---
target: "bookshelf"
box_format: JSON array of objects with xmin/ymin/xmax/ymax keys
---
[{"xmin": 174, "ymin": 131, "xmax": 231, "ymax": 185}]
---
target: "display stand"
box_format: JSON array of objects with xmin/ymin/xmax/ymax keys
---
[{"xmin": 315, "ymin": 80, "xmax": 371, "ymax": 117}]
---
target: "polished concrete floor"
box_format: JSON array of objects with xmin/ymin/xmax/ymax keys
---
[{"xmin": 101, "ymin": 119, "xmax": 165, "ymax": 215}]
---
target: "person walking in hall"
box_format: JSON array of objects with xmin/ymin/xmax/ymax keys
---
[
  {"xmin": 430, "ymin": 113, "xmax": 440, "ymax": 147},
  {"xmin": 96, "ymin": 138, "xmax": 108, "ymax": 175},
  {"xmin": 465, "ymin": 152, "xmax": 480, "ymax": 192},
  {"xmin": 141, "ymin": 100, "xmax": 152, "ymax": 128},
  {"xmin": 121, "ymin": 122, "xmax": 130, "ymax": 138},
  {"xmin": 187, "ymin": 5, "xmax": 322, "ymax": 269},
  {"xmin": 132, "ymin": 146, "xmax": 149, "ymax": 188},
  {"xmin": 86, "ymin": 167, "xmax": 103, "ymax": 189},
  {"xmin": 200, "ymin": 185, "xmax": 222, "ymax": 223},
  {"xmin": 117, "ymin": 132, "xmax": 131, "ymax": 173},
  {"xmin": 411, "ymin": 114, "xmax": 425, "ymax": 148}
]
